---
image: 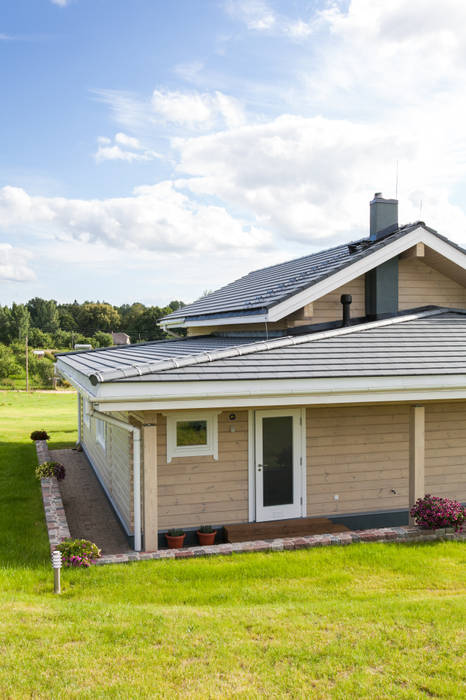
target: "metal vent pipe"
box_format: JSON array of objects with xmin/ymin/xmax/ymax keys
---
[{"xmin": 341, "ymin": 294, "xmax": 352, "ymax": 327}]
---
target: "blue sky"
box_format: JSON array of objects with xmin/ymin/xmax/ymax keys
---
[{"xmin": 2, "ymin": 0, "xmax": 466, "ymax": 306}]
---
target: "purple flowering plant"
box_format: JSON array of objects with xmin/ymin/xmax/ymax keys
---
[
  {"xmin": 35, "ymin": 461, "xmax": 66, "ymax": 481},
  {"xmin": 410, "ymin": 494, "xmax": 465, "ymax": 532},
  {"xmin": 57, "ymin": 538, "xmax": 102, "ymax": 567}
]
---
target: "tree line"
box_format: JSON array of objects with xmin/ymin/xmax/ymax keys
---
[{"xmin": 0, "ymin": 298, "xmax": 185, "ymax": 349}]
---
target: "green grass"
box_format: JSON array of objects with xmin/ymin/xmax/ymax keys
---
[{"xmin": 0, "ymin": 392, "xmax": 465, "ymax": 698}]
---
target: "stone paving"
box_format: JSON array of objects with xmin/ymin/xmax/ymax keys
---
[
  {"xmin": 36, "ymin": 440, "xmax": 466, "ymax": 566},
  {"xmin": 53, "ymin": 448, "xmax": 129, "ymax": 555}
]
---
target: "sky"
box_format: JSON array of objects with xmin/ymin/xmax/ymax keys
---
[{"xmin": 2, "ymin": 0, "xmax": 466, "ymax": 307}]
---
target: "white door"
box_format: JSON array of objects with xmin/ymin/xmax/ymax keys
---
[{"xmin": 255, "ymin": 409, "xmax": 303, "ymax": 522}]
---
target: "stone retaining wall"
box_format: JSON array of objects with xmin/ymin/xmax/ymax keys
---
[
  {"xmin": 35, "ymin": 440, "xmax": 70, "ymax": 551},
  {"xmin": 97, "ymin": 525, "xmax": 465, "ymax": 565},
  {"xmin": 35, "ymin": 440, "xmax": 465, "ymax": 565}
]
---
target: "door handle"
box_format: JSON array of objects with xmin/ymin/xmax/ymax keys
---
[{"xmin": 257, "ymin": 464, "xmax": 268, "ymax": 471}]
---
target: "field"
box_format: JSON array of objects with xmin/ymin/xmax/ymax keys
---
[{"xmin": 0, "ymin": 391, "xmax": 465, "ymax": 698}]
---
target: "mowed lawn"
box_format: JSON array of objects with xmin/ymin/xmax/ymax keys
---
[{"xmin": 0, "ymin": 392, "xmax": 465, "ymax": 699}]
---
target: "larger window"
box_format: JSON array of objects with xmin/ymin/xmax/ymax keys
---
[{"xmin": 166, "ymin": 411, "xmax": 220, "ymax": 463}]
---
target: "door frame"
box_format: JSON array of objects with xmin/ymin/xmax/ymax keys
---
[{"xmin": 248, "ymin": 407, "xmax": 306, "ymax": 522}]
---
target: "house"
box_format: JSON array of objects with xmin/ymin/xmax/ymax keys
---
[
  {"xmin": 57, "ymin": 193, "xmax": 466, "ymax": 551},
  {"xmin": 111, "ymin": 332, "xmax": 131, "ymax": 346}
]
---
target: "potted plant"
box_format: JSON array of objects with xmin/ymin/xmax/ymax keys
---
[
  {"xmin": 165, "ymin": 528, "xmax": 186, "ymax": 549},
  {"xmin": 197, "ymin": 525, "xmax": 217, "ymax": 546},
  {"xmin": 30, "ymin": 430, "xmax": 50, "ymax": 441}
]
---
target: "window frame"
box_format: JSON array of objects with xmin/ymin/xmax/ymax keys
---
[
  {"xmin": 95, "ymin": 417, "xmax": 106, "ymax": 450},
  {"xmin": 166, "ymin": 410, "xmax": 220, "ymax": 463}
]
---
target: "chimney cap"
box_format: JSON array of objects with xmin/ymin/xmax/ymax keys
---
[{"xmin": 371, "ymin": 192, "xmax": 398, "ymax": 204}]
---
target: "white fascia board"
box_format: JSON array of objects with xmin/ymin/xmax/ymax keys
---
[
  {"xmin": 55, "ymin": 359, "xmax": 100, "ymax": 400},
  {"xmin": 91, "ymin": 373, "xmax": 466, "ymax": 412},
  {"xmin": 267, "ymin": 228, "xmax": 466, "ymax": 322},
  {"xmin": 161, "ymin": 313, "xmax": 268, "ymax": 329}
]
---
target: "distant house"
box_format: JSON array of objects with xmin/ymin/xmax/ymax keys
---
[
  {"xmin": 57, "ymin": 193, "xmax": 466, "ymax": 552},
  {"xmin": 32, "ymin": 350, "xmax": 45, "ymax": 358},
  {"xmin": 74, "ymin": 343, "xmax": 92, "ymax": 351},
  {"xmin": 111, "ymin": 332, "xmax": 131, "ymax": 346}
]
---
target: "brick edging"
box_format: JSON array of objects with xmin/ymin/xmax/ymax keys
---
[
  {"xmin": 96, "ymin": 525, "xmax": 466, "ymax": 565},
  {"xmin": 35, "ymin": 440, "xmax": 70, "ymax": 551}
]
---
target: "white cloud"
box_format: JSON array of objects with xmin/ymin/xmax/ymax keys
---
[
  {"xmin": 226, "ymin": 0, "xmax": 277, "ymax": 31},
  {"xmin": 225, "ymin": 0, "xmax": 315, "ymax": 39},
  {"xmin": 0, "ymin": 243, "xmax": 35, "ymax": 282},
  {"xmin": 173, "ymin": 106, "xmax": 466, "ymax": 246},
  {"xmin": 0, "ymin": 183, "xmax": 272, "ymax": 255},
  {"xmin": 50, "ymin": 0, "xmax": 70, "ymax": 6},
  {"xmin": 151, "ymin": 89, "xmax": 245, "ymax": 130},
  {"xmin": 94, "ymin": 132, "xmax": 162, "ymax": 163}
]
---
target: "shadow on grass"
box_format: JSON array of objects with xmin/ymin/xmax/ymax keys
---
[{"xmin": 0, "ymin": 440, "xmax": 50, "ymax": 567}]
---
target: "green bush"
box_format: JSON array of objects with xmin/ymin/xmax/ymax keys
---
[
  {"xmin": 28, "ymin": 328, "xmax": 53, "ymax": 348},
  {"xmin": 0, "ymin": 344, "xmax": 19, "ymax": 379},
  {"xmin": 93, "ymin": 331, "xmax": 113, "ymax": 348},
  {"xmin": 56, "ymin": 538, "xmax": 101, "ymax": 567}
]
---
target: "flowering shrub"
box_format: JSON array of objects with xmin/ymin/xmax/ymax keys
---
[
  {"xmin": 30, "ymin": 430, "xmax": 50, "ymax": 441},
  {"xmin": 410, "ymin": 494, "xmax": 465, "ymax": 532},
  {"xmin": 57, "ymin": 538, "xmax": 101, "ymax": 567},
  {"xmin": 35, "ymin": 461, "xmax": 66, "ymax": 481}
]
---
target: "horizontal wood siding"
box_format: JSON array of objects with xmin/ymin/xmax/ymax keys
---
[
  {"xmin": 156, "ymin": 411, "xmax": 249, "ymax": 529},
  {"xmin": 307, "ymin": 405, "xmax": 410, "ymax": 515},
  {"xmin": 425, "ymin": 403, "xmax": 466, "ymax": 502},
  {"xmin": 309, "ymin": 275, "xmax": 365, "ymax": 324},
  {"xmin": 398, "ymin": 258, "xmax": 466, "ymax": 310},
  {"xmin": 81, "ymin": 404, "xmax": 133, "ymax": 531}
]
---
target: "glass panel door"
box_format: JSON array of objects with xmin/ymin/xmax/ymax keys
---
[
  {"xmin": 255, "ymin": 409, "xmax": 302, "ymax": 522},
  {"xmin": 262, "ymin": 416, "xmax": 293, "ymax": 507}
]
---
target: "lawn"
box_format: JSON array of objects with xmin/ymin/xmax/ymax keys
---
[{"xmin": 0, "ymin": 392, "xmax": 465, "ymax": 698}]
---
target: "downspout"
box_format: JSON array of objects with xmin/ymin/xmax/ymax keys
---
[
  {"xmin": 89, "ymin": 406, "xmax": 142, "ymax": 552},
  {"xmin": 77, "ymin": 393, "xmax": 82, "ymax": 446}
]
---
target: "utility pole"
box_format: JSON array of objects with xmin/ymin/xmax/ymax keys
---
[{"xmin": 25, "ymin": 334, "xmax": 29, "ymax": 392}]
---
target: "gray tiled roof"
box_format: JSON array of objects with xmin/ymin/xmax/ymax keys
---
[
  {"xmin": 57, "ymin": 309, "xmax": 466, "ymax": 384},
  {"xmin": 161, "ymin": 222, "xmax": 447, "ymax": 323},
  {"xmin": 57, "ymin": 336, "xmax": 257, "ymax": 378}
]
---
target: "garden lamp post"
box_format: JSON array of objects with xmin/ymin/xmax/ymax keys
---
[{"xmin": 51, "ymin": 550, "xmax": 62, "ymax": 594}]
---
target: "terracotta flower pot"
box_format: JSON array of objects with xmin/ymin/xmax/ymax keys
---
[
  {"xmin": 197, "ymin": 530, "xmax": 217, "ymax": 546},
  {"xmin": 165, "ymin": 533, "xmax": 186, "ymax": 549}
]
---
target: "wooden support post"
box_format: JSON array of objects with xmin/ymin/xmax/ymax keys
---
[
  {"xmin": 142, "ymin": 422, "xmax": 158, "ymax": 551},
  {"xmin": 409, "ymin": 405, "xmax": 425, "ymax": 525}
]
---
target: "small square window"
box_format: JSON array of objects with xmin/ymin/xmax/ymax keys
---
[
  {"xmin": 176, "ymin": 420, "xmax": 207, "ymax": 447},
  {"xmin": 96, "ymin": 418, "xmax": 106, "ymax": 450},
  {"xmin": 83, "ymin": 397, "xmax": 90, "ymax": 428},
  {"xmin": 166, "ymin": 411, "xmax": 219, "ymax": 462}
]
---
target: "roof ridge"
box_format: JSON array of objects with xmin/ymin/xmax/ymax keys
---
[
  {"xmin": 88, "ymin": 307, "xmax": 453, "ymax": 385},
  {"xmin": 162, "ymin": 222, "xmax": 447, "ymax": 324}
]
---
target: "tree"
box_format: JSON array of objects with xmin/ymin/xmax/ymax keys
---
[
  {"xmin": 0, "ymin": 345, "xmax": 19, "ymax": 379},
  {"xmin": 10, "ymin": 304, "xmax": 30, "ymax": 341},
  {"xmin": 93, "ymin": 331, "xmax": 113, "ymax": 348},
  {"xmin": 76, "ymin": 303, "xmax": 121, "ymax": 335},
  {"xmin": 28, "ymin": 328, "xmax": 53, "ymax": 348},
  {"xmin": 27, "ymin": 298, "xmax": 60, "ymax": 333},
  {"xmin": 0, "ymin": 307, "xmax": 13, "ymax": 344},
  {"xmin": 130, "ymin": 307, "xmax": 167, "ymax": 342}
]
